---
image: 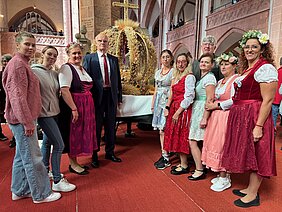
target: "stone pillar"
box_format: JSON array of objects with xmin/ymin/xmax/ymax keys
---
[
  {"xmin": 269, "ymin": 0, "xmax": 282, "ymax": 66},
  {"xmin": 71, "ymin": 0, "xmax": 80, "ymax": 40},
  {"xmin": 0, "ymin": 0, "xmax": 8, "ymax": 29},
  {"xmin": 63, "ymin": 0, "xmax": 72, "ymax": 44},
  {"xmin": 80, "ymin": 0, "xmax": 95, "ymax": 42},
  {"xmin": 94, "ymin": 0, "xmax": 112, "ymax": 34},
  {"xmin": 158, "ymin": 0, "xmax": 164, "ymax": 55}
]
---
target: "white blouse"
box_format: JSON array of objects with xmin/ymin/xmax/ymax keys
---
[
  {"xmin": 59, "ymin": 64, "xmax": 92, "ymax": 88},
  {"xmin": 234, "ymin": 64, "xmax": 277, "ymax": 87},
  {"xmin": 180, "ymin": 75, "xmax": 196, "ymax": 109},
  {"xmin": 216, "ymin": 75, "xmax": 238, "ymax": 110},
  {"xmin": 226, "ymin": 64, "xmax": 277, "ymax": 108},
  {"xmin": 201, "ymin": 74, "xmax": 217, "ymax": 88}
]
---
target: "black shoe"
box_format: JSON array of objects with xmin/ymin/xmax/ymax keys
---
[
  {"xmin": 0, "ymin": 134, "xmax": 8, "ymax": 141},
  {"xmin": 234, "ymin": 194, "xmax": 260, "ymax": 208},
  {"xmin": 154, "ymin": 156, "xmax": 164, "ymax": 167},
  {"xmin": 9, "ymin": 138, "xmax": 16, "ymax": 148},
  {"xmin": 80, "ymin": 165, "xmax": 89, "ymax": 170},
  {"xmin": 167, "ymin": 152, "xmax": 175, "ymax": 157},
  {"xmin": 232, "ymin": 189, "xmax": 247, "ymax": 197},
  {"xmin": 170, "ymin": 166, "xmax": 189, "ymax": 175},
  {"xmin": 69, "ymin": 165, "xmax": 89, "ymax": 175},
  {"xmin": 105, "ymin": 154, "xmax": 122, "ymax": 162},
  {"xmin": 156, "ymin": 159, "xmax": 171, "ymax": 170},
  {"xmin": 171, "ymin": 164, "xmax": 181, "ymax": 170},
  {"xmin": 91, "ymin": 152, "xmax": 99, "ymax": 168},
  {"xmin": 91, "ymin": 160, "xmax": 100, "ymax": 168},
  {"xmin": 188, "ymin": 170, "xmax": 206, "ymax": 181}
]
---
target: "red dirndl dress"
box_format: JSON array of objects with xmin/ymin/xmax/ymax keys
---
[
  {"xmin": 163, "ymin": 75, "xmax": 192, "ymax": 154},
  {"xmin": 221, "ymin": 59, "xmax": 277, "ymax": 177}
]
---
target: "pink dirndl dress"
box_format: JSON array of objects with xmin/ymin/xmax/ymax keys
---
[
  {"xmin": 202, "ymin": 75, "xmax": 237, "ymax": 172},
  {"xmin": 221, "ymin": 59, "xmax": 277, "ymax": 177},
  {"xmin": 69, "ymin": 82, "xmax": 98, "ymax": 157}
]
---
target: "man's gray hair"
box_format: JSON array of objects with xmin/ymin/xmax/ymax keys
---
[{"xmin": 202, "ymin": 35, "xmax": 217, "ymax": 45}]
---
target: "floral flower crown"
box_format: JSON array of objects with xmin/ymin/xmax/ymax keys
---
[
  {"xmin": 65, "ymin": 42, "xmax": 83, "ymax": 52},
  {"xmin": 239, "ymin": 30, "xmax": 269, "ymax": 48},
  {"xmin": 216, "ymin": 52, "xmax": 238, "ymax": 65}
]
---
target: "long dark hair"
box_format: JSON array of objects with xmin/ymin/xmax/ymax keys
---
[{"xmin": 160, "ymin": 49, "xmax": 174, "ymax": 66}]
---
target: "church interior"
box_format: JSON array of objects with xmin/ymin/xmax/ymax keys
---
[{"xmin": 0, "ymin": 0, "xmax": 282, "ymax": 211}]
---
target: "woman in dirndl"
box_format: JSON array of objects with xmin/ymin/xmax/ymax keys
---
[
  {"xmin": 152, "ymin": 49, "xmax": 174, "ymax": 170},
  {"xmin": 221, "ymin": 30, "xmax": 277, "ymax": 208},
  {"xmin": 163, "ymin": 53, "xmax": 195, "ymax": 175},
  {"xmin": 58, "ymin": 42, "xmax": 97, "ymax": 175}
]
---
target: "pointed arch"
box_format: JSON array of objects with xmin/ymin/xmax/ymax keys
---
[
  {"xmin": 141, "ymin": 0, "xmax": 156, "ymax": 28},
  {"xmin": 129, "ymin": 10, "xmax": 137, "ymax": 22},
  {"xmin": 215, "ymin": 28, "xmax": 245, "ymax": 56},
  {"xmin": 8, "ymin": 7, "xmax": 57, "ymax": 32},
  {"xmin": 172, "ymin": 43, "xmax": 190, "ymax": 57}
]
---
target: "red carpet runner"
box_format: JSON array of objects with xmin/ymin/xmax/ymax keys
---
[{"xmin": 0, "ymin": 123, "xmax": 281, "ymax": 211}]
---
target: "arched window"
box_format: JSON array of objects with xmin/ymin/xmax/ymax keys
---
[
  {"xmin": 177, "ymin": 0, "xmax": 196, "ymax": 24},
  {"xmin": 152, "ymin": 17, "xmax": 159, "ymax": 38},
  {"xmin": 9, "ymin": 9, "xmax": 57, "ymax": 35}
]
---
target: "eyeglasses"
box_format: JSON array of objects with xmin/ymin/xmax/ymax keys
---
[
  {"xmin": 97, "ymin": 40, "xmax": 108, "ymax": 43},
  {"xmin": 202, "ymin": 42, "xmax": 214, "ymax": 47},
  {"xmin": 243, "ymin": 45, "xmax": 260, "ymax": 50},
  {"xmin": 177, "ymin": 60, "xmax": 188, "ymax": 64}
]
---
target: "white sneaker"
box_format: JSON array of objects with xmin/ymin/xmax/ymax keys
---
[
  {"xmin": 52, "ymin": 178, "xmax": 76, "ymax": 192},
  {"xmin": 12, "ymin": 193, "xmax": 32, "ymax": 201},
  {"xmin": 210, "ymin": 177, "xmax": 231, "ymax": 192},
  {"xmin": 33, "ymin": 192, "xmax": 61, "ymax": 204},
  {"xmin": 48, "ymin": 171, "xmax": 64, "ymax": 180},
  {"xmin": 211, "ymin": 174, "xmax": 231, "ymax": 184},
  {"xmin": 211, "ymin": 175, "xmax": 220, "ymax": 184}
]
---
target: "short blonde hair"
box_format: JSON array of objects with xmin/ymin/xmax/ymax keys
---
[
  {"xmin": 65, "ymin": 42, "xmax": 82, "ymax": 54},
  {"xmin": 15, "ymin": 31, "xmax": 35, "ymax": 43}
]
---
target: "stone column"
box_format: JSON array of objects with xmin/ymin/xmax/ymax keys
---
[
  {"xmin": 94, "ymin": 0, "xmax": 112, "ymax": 34},
  {"xmin": 269, "ymin": 0, "xmax": 282, "ymax": 66},
  {"xmin": 71, "ymin": 0, "xmax": 80, "ymax": 40},
  {"xmin": 0, "ymin": 0, "xmax": 8, "ymax": 29},
  {"xmin": 80, "ymin": 0, "xmax": 95, "ymax": 42},
  {"xmin": 63, "ymin": 0, "xmax": 72, "ymax": 44}
]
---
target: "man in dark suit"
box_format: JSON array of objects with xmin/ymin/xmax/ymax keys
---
[
  {"xmin": 83, "ymin": 32, "xmax": 122, "ymax": 168},
  {"xmin": 192, "ymin": 35, "xmax": 223, "ymax": 82}
]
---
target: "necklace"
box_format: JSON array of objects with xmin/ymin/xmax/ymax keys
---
[
  {"xmin": 79, "ymin": 65, "xmax": 85, "ymax": 75},
  {"xmin": 221, "ymin": 76, "xmax": 230, "ymax": 85},
  {"xmin": 161, "ymin": 68, "xmax": 170, "ymax": 76}
]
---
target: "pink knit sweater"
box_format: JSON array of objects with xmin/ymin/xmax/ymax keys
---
[{"xmin": 2, "ymin": 53, "xmax": 42, "ymax": 131}]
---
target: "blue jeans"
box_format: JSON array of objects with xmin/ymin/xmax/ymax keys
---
[
  {"xmin": 9, "ymin": 122, "xmax": 52, "ymax": 201},
  {"xmin": 38, "ymin": 116, "xmax": 65, "ymax": 183},
  {"xmin": 272, "ymin": 104, "xmax": 279, "ymax": 128}
]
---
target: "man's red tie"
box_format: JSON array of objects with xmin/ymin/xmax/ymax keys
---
[{"xmin": 103, "ymin": 54, "xmax": 109, "ymax": 86}]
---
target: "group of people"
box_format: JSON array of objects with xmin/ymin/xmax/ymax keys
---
[
  {"xmin": 151, "ymin": 31, "xmax": 278, "ymax": 208},
  {"xmin": 0, "ymin": 29, "xmax": 279, "ymax": 207},
  {"xmin": 1, "ymin": 31, "xmax": 122, "ymax": 203}
]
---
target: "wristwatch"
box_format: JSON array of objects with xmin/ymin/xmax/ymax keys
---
[{"xmin": 217, "ymin": 102, "xmax": 222, "ymax": 109}]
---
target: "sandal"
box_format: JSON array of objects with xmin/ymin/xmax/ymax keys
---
[
  {"xmin": 188, "ymin": 169, "xmax": 206, "ymax": 181},
  {"xmin": 171, "ymin": 164, "xmax": 181, "ymax": 170},
  {"xmin": 170, "ymin": 166, "xmax": 189, "ymax": 175}
]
